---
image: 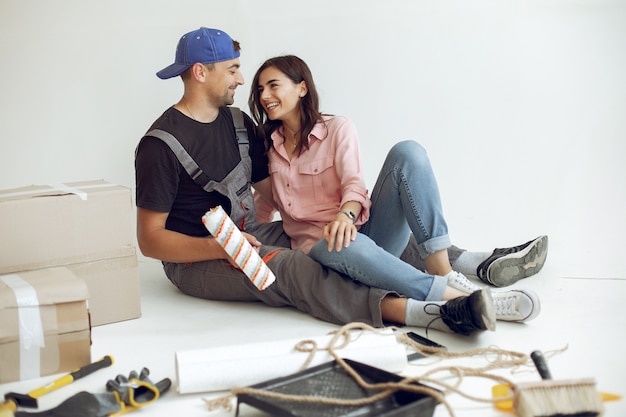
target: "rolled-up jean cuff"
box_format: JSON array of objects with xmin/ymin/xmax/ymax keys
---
[
  {"xmin": 417, "ymin": 234, "xmax": 451, "ymax": 259},
  {"xmin": 425, "ymin": 275, "xmax": 447, "ymax": 301}
]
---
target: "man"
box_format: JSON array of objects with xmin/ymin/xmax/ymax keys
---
[{"xmin": 135, "ymin": 27, "xmax": 545, "ymax": 336}]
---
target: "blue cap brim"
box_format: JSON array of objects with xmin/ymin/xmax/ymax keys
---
[{"xmin": 156, "ymin": 63, "xmax": 191, "ymax": 80}]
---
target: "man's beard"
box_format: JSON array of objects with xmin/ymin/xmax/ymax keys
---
[{"xmin": 222, "ymin": 90, "xmax": 235, "ymax": 106}]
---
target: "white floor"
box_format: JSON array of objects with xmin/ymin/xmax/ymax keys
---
[{"xmin": 2, "ymin": 249, "xmax": 624, "ymax": 417}]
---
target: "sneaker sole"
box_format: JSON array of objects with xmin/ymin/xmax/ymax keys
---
[
  {"xmin": 487, "ymin": 235, "xmax": 548, "ymax": 287},
  {"xmin": 519, "ymin": 289, "xmax": 541, "ymax": 321},
  {"xmin": 478, "ymin": 288, "xmax": 496, "ymax": 331}
]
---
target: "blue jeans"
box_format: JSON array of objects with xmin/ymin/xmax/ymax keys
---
[{"xmin": 308, "ymin": 141, "xmax": 450, "ymax": 301}]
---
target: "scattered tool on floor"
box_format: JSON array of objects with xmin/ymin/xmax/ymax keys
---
[
  {"xmin": 512, "ymin": 350, "xmax": 604, "ymax": 417},
  {"xmin": 493, "ymin": 382, "xmax": 621, "ymax": 414},
  {"xmin": 1, "ymin": 355, "xmax": 114, "ymax": 417},
  {"xmin": 12, "ymin": 367, "xmax": 171, "ymax": 417}
]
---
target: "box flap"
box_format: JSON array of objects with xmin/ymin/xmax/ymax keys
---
[
  {"xmin": 67, "ymin": 254, "xmax": 141, "ymax": 326},
  {"xmin": 0, "ymin": 179, "xmax": 126, "ymax": 203},
  {"xmin": 0, "ymin": 267, "xmax": 89, "ymax": 308},
  {"xmin": 0, "ymin": 267, "xmax": 90, "ymax": 346},
  {"xmin": 0, "ymin": 180, "xmax": 135, "ymax": 274}
]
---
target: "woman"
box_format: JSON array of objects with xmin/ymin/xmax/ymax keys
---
[{"xmin": 248, "ymin": 55, "xmax": 540, "ymax": 324}]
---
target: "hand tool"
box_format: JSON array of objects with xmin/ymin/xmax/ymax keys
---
[{"xmin": 1, "ymin": 355, "xmax": 113, "ymax": 417}]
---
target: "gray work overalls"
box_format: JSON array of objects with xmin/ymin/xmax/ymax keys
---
[{"xmin": 142, "ymin": 107, "xmax": 257, "ymax": 234}]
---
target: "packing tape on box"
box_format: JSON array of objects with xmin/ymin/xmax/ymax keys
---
[
  {"xmin": 1, "ymin": 274, "xmax": 44, "ymax": 380},
  {"xmin": 175, "ymin": 329, "xmax": 407, "ymax": 394},
  {"xmin": 0, "ymin": 182, "xmax": 117, "ymax": 200},
  {"xmin": 49, "ymin": 183, "xmax": 88, "ymax": 200},
  {"xmin": 202, "ymin": 205, "xmax": 275, "ymax": 290}
]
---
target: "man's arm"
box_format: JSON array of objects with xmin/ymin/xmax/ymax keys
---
[
  {"xmin": 251, "ymin": 177, "xmax": 275, "ymax": 207},
  {"xmin": 137, "ymin": 207, "xmax": 231, "ymax": 263}
]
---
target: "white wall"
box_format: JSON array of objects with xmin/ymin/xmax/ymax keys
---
[{"xmin": 1, "ymin": 0, "xmax": 624, "ymax": 277}]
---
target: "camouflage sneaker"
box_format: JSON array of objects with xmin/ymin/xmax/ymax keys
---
[{"xmin": 477, "ymin": 235, "xmax": 548, "ymax": 287}]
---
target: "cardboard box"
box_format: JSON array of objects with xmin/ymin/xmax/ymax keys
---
[
  {"xmin": 0, "ymin": 180, "xmax": 141, "ymax": 325},
  {"xmin": 0, "ymin": 267, "xmax": 91, "ymax": 383},
  {"xmin": 67, "ymin": 254, "xmax": 140, "ymax": 326}
]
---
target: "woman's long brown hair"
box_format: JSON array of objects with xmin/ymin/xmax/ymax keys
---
[{"xmin": 248, "ymin": 55, "xmax": 325, "ymax": 154}]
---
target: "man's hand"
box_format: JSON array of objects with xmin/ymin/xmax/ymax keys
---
[
  {"xmin": 223, "ymin": 232, "xmax": 262, "ymax": 268},
  {"xmin": 243, "ymin": 232, "xmax": 262, "ymax": 249}
]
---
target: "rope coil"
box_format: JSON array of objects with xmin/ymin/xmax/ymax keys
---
[{"xmin": 204, "ymin": 322, "xmax": 560, "ymax": 416}]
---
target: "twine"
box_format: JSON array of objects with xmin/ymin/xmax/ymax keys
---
[{"xmin": 204, "ymin": 322, "xmax": 563, "ymax": 416}]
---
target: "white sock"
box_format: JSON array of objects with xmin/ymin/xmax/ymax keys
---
[
  {"xmin": 452, "ymin": 251, "xmax": 491, "ymax": 277},
  {"xmin": 405, "ymin": 299, "xmax": 453, "ymax": 333}
]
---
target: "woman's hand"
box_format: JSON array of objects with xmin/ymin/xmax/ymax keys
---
[{"xmin": 323, "ymin": 218, "xmax": 357, "ymax": 252}]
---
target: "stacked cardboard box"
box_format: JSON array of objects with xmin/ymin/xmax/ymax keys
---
[
  {"xmin": 0, "ymin": 267, "xmax": 91, "ymax": 383},
  {"xmin": 0, "ymin": 180, "xmax": 141, "ymax": 326}
]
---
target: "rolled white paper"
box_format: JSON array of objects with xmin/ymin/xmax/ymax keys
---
[
  {"xmin": 202, "ymin": 206, "xmax": 275, "ymax": 290},
  {"xmin": 175, "ymin": 329, "xmax": 407, "ymax": 394}
]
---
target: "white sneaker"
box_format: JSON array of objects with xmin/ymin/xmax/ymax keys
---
[
  {"xmin": 492, "ymin": 289, "xmax": 541, "ymax": 322},
  {"xmin": 446, "ymin": 271, "xmax": 482, "ymax": 294}
]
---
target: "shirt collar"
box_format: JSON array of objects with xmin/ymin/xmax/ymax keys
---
[{"xmin": 270, "ymin": 118, "xmax": 327, "ymax": 146}]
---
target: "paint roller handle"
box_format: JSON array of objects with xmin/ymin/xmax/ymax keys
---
[
  {"xmin": 530, "ymin": 350, "xmax": 552, "ymax": 380},
  {"xmin": 28, "ymin": 355, "xmax": 114, "ymax": 399}
]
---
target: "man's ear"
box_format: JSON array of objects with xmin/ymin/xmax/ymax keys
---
[{"xmin": 191, "ymin": 63, "xmax": 206, "ymax": 81}]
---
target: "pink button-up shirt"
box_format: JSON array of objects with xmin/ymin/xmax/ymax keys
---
[{"xmin": 268, "ymin": 115, "xmax": 371, "ymax": 253}]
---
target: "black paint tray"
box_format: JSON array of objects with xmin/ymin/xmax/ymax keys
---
[{"xmin": 236, "ymin": 359, "xmax": 439, "ymax": 417}]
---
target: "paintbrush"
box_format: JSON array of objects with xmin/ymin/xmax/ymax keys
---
[{"xmin": 512, "ymin": 350, "xmax": 604, "ymax": 417}]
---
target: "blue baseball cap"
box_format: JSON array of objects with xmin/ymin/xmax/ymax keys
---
[{"xmin": 156, "ymin": 27, "xmax": 240, "ymax": 79}]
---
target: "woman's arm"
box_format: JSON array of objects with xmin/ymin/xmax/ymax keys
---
[
  {"xmin": 323, "ymin": 200, "xmax": 362, "ymax": 252},
  {"xmin": 323, "ymin": 117, "xmax": 371, "ymax": 251}
]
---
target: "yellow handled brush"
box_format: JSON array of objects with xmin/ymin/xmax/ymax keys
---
[
  {"xmin": 493, "ymin": 384, "xmax": 621, "ymax": 413},
  {"xmin": 0, "ymin": 355, "xmax": 114, "ymax": 417},
  {"xmin": 494, "ymin": 351, "xmax": 605, "ymax": 417}
]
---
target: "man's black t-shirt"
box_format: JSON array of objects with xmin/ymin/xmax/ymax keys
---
[{"xmin": 135, "ymin": 106, "xmax": 268, "ymax": 237}]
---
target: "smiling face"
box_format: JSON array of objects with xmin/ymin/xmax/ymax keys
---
[
  {"xmin": 204, "ymin": 58, "xmax": 244, "ymax": 107},
  {"xmin": 256, "ymin": 66, "xmax": 307, "ymax": 126}
]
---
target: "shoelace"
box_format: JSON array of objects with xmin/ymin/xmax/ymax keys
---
[
  {"xmin": 491, "ymin": 239, "xmax": 534, "ymax": 256},
  {"xmin": 449, "ymin": 272, "xmax": 479, "ymax": 293},
  {"xmin": 423, "ymin": 302, "xmax": 475, "ymax": 336},
  {"xmin": 437, "ymin": 298, "xmax": 482, "ymax": 336},
  {"xmin": 423, "ymin": 303, "xmax": 443, "ymax": 337},
  {"xmin": 494, "ymin": 294, "xmax": 518, "ymax": 316}
]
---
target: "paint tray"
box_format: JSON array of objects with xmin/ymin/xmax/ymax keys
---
[{"xmin": 236, "ymin": 359, "xmax": 439, "ymax": 417}]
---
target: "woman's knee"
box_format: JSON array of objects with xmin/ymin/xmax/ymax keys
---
[
  {"xmin": 388, "ymin": 140, "xmax": 428, "ymax": 164},
  {"xmin": 387, "ymin": 140, "xmax": 430, "ymax": 170}
]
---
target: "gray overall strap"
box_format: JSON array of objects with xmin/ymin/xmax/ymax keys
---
[
  {"xmin": 229, "ymin": 106, "xmax": 248, "ymax": 144},
  {"xmin": 144, "ymin": 128, "xmax": 216, "ymax": 191},
  {"xmin": 143, "ymin": 107, "xmax": 249, "ymax": 192},
  {"xmin": 140, "ymin": 107, "xmax": 256, "ymax": 229}
]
